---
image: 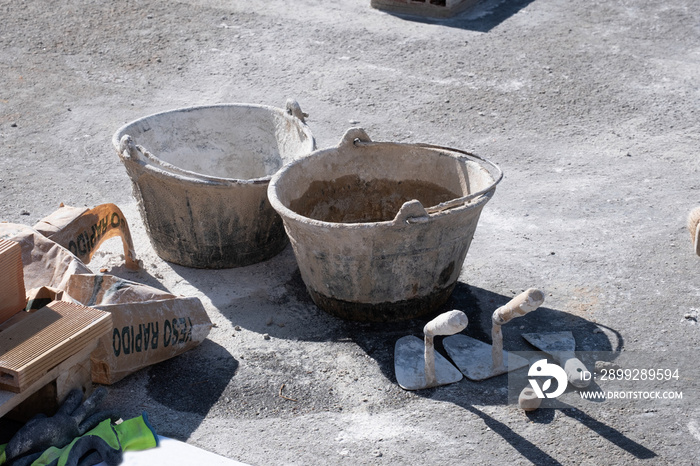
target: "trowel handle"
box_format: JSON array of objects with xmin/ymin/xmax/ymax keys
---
[
  {"xmin": 687, "ymin": 206, "xmax": 700, "ymax": 256},
  {"xmin": 285, "ymin": 99, "xmax": 308, "ymax": 123},
  {"xmin": 564, "ymin": 356, "xmax": 591, "ymax": 389},
  {"xmin": 424, "ymin": 310, "xmax": 468, "ymax": 337},
  {"xmin": 492, "ymin": 288, "xmax": 545, "ymax": 326}
]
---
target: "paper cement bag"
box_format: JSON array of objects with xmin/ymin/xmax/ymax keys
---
[
  {"xmin": 0, "ymin": 206, "xmax": 212, "ymax": 385},
  {"xmin": 0, "ymin": 223, "xmax": 91, "ymax": 291},
  {"xmin": 33, "ymin": 203, "xmax": 139, "ymax": 270},
  {"xmin": 63, "ymin": 274, "xmax": 212, "ymax": 385}
]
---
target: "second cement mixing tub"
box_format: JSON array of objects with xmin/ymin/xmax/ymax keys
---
[{"xmin": 268, "ymin": 128, "xmax": 502, "ymax": 322}]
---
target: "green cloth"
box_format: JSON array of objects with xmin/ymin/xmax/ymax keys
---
[
  {"xmin": 113, "ymin": 414, "xmax": 158, "ymax": 452},
  {"xmin": 0, "ymin": 413, "xmax": 157, "ymax": 466}
]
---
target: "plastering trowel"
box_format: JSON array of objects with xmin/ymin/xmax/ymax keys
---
[
  {"xmin": 522, "ymin": 331, "xmax": 590, "ymax": 388},
  {"xmin": 394, "ymin": 310, "xmax": 468, "ymax": 390},
  {"xmin": 443, "ymin": 288, "xmax": 545, "ymax": 381}
]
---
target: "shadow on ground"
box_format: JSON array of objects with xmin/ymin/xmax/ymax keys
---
[
  {"xmin": 145, "ymin": 339, "xmax": 238, "ymax": 417},
  {"xmin": 371, "ymin": 283, "xmax": 652, "ymax": 463},
  {"xmin": 329, "ymin": 282, "xmax": 654, "ymax": 463},
  {"xmin": 379, "ymin": 0, "xmax": 537, "ymax": 33},
  {"xmin": 135, "ymin": 256, "xmax": 654, "ymax": 460},
  {"xmin": 98, "ymin": 339, "xmax": 238, "ymax": 441},
  {"xmin": 344, "ymin": 282, "xmax": 622, "ymax": 390}
]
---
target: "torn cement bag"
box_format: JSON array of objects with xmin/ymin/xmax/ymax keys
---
[
  {"xmin": 33, "ymin": 203, "xmax": 138, "ymax": 270},
  {"xmin": 0, "ymin": 286, "xmax": 71, "ymax": 331},
  {"xmin": 0, "ymin": 223, "xmax": 91, "ymax": 291},
  {"xmin": 25, "ymin": 286, "xmax": 68, "ymax": 311},
  {"xmin": 63, "ymin": 274, "xmax": 212, "ymax": 385},
  {"xmin": 0, "ymin": 218, "xmax": 212, "ymax": 385}
]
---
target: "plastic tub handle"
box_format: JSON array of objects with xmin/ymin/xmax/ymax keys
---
[
  {"xmin": 285, "ymin": 99, "xmax": 309, "ymax": 123},
  {"xmin": 393, "ymin": 200, "xmax": 430, "ymax": 225},
  {"xmin": 118, "ymin": 134, "xmax": 140, "ymax": 161},
  {"xmin": 339, "ymin": 127, "xmax": 372, "ymax": 148}
]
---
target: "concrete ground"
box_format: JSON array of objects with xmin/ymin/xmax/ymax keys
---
[{"xmin": 1, "ymin": 0, "xmax": 699, "ymax": 464}]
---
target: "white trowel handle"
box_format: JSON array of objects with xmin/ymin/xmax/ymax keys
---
[
  {"xmin": 423, "ymin": 310, "xmax": 468, "ymax": 387},
  {"xmin": 424, "ymin": 310, "xmax": 468, "ymax": 337},
  {"xmin": 563, "ymin": 355, "xmax": 591, "ymax": 389},
  {"xmin": 492, "ymin": 288, "xmax": 545, "ymax": 326}
]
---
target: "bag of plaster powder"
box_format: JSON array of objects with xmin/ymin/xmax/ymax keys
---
[
  {"xmin": 0, "ymin": 204, "xmax": 212, "ymax": 385},
  {"xmin": 63, "ymin": 274, "xmax": 211, "ymax": 385}
]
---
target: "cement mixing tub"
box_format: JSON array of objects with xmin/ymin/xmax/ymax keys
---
[
  {"xmin": 268, "ymin": 128, "xmax": 502, "ymax": 322},
  {"xmin": 113, "ymin": 100, "xmax": 315, "ymax": 268}
]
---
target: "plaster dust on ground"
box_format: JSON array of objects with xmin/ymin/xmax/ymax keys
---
[{"xmin": 1, "ymin": 0, "xmax": 699, "ymax": 464}]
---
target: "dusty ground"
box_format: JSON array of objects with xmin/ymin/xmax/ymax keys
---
[{"xmin": 1, "ymin": 0, "xmax": 700, "ymax": 464}]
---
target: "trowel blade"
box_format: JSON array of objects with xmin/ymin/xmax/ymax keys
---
[
  {"xmin": 522, "ymin": 331, "xmax": 576, "ymax": 354},
  {"xmin": 523, "ymin": 331, "xmax": 592, "ymax": 388},
  {"xmin": 442, "ymin": 334, "xmax": 529, "ymax": 381},
  {"xmin": 394, "ymin": 335, "xmax": 463, "ymax": 390}
]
